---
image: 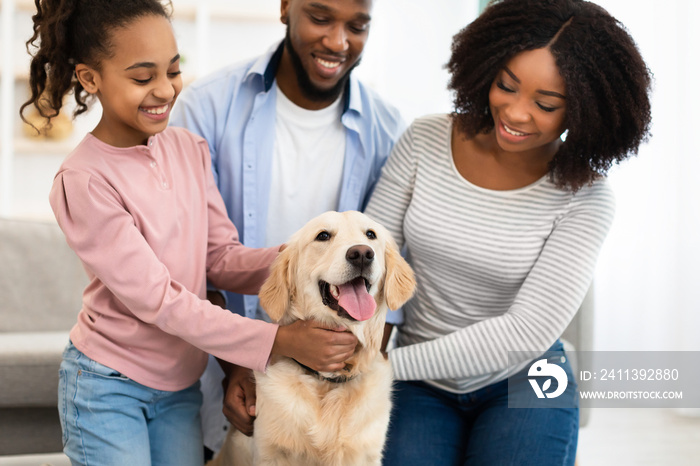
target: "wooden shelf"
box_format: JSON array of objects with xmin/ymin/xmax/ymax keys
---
[
  {"xmin": 5, "ymin": 0, "xmax": 278, "ymax": 22},
  {"xmin": 1, "ymin": 0, "xmax": 34, "ymax": 11},
  {"xmin": 14, "ymin": 136, "xmax": 77, "ymax": 156},
  {"xmin": 174, "ymin": 5, "xmax": 278, "ymax": 22},
  {"xmin": 0, "ymin": 68, "xmax": 28, "ymax": 81}
]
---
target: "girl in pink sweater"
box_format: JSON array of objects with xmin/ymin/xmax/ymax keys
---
[{"xmin": 20, "ymin": 1, "xmax": 356, "ymax": 464}]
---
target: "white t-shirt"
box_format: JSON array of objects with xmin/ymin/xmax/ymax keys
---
[{"xmin": 265, "ymin": 83, "xmax": 346, "ymax": 247}]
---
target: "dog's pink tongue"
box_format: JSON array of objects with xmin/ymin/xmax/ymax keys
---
[{"xmin": 337, "ymin": 279, "xmax": 376, "ymax": 321}]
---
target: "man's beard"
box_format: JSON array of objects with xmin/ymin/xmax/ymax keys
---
[{"xmin": 284, "ymin": 25, "xmax": 360, "ymax": 103}]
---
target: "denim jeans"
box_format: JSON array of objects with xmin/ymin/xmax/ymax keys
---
[
  {"xmin": 383, "ymin": 341, "xmax": 579, "ymax": 466},
  {"xmin": 58, "ymin": 341, "xmax": 204, "ymax": 466}
]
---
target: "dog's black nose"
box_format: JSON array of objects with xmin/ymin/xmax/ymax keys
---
[{"xmin": 346, "ymin": 245, "xmax": 374, "ymax": 268}]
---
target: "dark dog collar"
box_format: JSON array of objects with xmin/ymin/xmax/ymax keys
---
[{"xmin": 292, "ymin": 359, "xmax": 356, "ymax": 384}]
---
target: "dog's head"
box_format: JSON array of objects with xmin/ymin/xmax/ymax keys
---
[{"xmin": 259, "ymin": 211, "xmax": 415, "ymax": 354}]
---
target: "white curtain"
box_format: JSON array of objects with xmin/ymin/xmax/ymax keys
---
[{"xmin": 591, "ymin": 0, "xmax": 699, "ymax": 351}]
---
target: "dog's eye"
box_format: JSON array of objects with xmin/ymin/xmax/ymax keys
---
[
  {"xmin": 366, "ymin": 230, "xmax": 377, "ymax": 240},
  {"xmin": 315, "ymin": 231, "xmax": 331, "ymax": 241}
]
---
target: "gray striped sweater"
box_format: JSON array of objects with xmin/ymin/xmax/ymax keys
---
[{"xmin": 365, "ymin": 113, "xmax": 615, "ymax": 393}]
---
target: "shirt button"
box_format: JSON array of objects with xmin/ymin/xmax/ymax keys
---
[
  {"xmin": 162, "ymin": 182, "xmax": 168, "ymax": 188},
  {"xmin": 150, "ymin": 161, "xmax": 157, "ymax": 168}
]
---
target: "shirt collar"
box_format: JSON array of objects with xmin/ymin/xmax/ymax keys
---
[
  {"xmin": 263, "ymin": 42, "xmax": 285, "ymax": 92},
  {"xmin": 247, "ymin": 40, "xmax": 361, "ymax": 117},
  {"xmin": 245, "ymin": 41, "xmax": 284, "ymax": 92}
]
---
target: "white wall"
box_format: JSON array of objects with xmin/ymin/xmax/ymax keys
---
[{"xmin": 356, "ymin": 0, "xmax": 478, "ymax": 122}]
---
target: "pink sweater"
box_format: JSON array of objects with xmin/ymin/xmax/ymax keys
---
[{"xmin": 50, "ymin": 127, "xmax": 279, "ymax": 391}]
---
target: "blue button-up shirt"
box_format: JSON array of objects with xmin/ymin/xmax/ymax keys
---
[{"xmin": 171, "ymin": 41, "xmax": 406, "ymax": 321}]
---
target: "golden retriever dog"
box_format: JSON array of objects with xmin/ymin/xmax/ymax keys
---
[{"xmin": 210, "ymin": 210, "xmax": 416, "ymax": 466}]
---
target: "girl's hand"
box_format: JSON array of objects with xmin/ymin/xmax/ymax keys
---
[{"xmin": 272, "ymin": 320, "xmax": 357, "ymax": 372}]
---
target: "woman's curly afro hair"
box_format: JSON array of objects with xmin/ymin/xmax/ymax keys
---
[{"xmin": 447, "ymin": 0, "xmax": 652, "ymax": 191}]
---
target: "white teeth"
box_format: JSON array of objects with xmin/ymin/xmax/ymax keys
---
[
  {"xmin": 316, "ymin": 58, "xmax": 340, "ymax": 69},
  {"xmin": 503, "ymin": 124, "xmax": 526, "ymax": 136},
  {"xmin": 330, "ymin": 285, "xmax": 340, "ymax": 299},
  {"xmin": 142, "ymin": 105, "xmax": 169, "ymax": 115}
]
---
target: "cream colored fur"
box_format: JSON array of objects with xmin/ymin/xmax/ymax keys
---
[{"xmin": 209, "ymin": 211, "xmax": 416, "ymax": 466}]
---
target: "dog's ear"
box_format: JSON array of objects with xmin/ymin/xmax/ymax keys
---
[
  {"xmin": 383, "ymin": 239, "xmax": 416, "ymax": 310},
  {"xmin": 259, "ymin": 246, "xmax": 296, "ymax": 322}
]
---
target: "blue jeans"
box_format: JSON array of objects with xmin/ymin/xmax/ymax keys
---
[
  {"xmin": 58, "ymin": 341, "xmax": 204, "ymax": 466},
  {"xmin": 383, "ymin": 341, "xmax": 579, "ymax": 466}
]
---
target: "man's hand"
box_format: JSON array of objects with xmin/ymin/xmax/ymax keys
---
[
  {"xmin": 209, "ymin": 293, "xmax": 257, "ymax": 435},
  {"xmin": 272, "ymin": 320, "xmax": 358, "ymax": 372},
  {"xmin": 221, "ymin": 364, "xmax": 257, "ymax": 436}
]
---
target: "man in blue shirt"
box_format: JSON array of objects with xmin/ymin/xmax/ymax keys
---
[{"xmin": 170, "ymin": 0, "xmax": 405, "ymax": 457}]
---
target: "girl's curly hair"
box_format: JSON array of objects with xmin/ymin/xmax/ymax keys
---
[
  {"xmin": 20, "ymin": 0, "xmax": 171, "ymax": 128},
  {"xmin": 447, "ymin": 0, "xmax": 652, "ymax": 191}
]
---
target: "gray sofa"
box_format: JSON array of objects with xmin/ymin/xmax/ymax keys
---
[{"xmin": 0, "ymin": 217, "xmax": 86, "ymax": 456}]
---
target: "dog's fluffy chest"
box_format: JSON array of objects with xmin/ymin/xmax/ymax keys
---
[{"xmin": 252, "ymin": 356, "xmax": 393, "ymax": 466}]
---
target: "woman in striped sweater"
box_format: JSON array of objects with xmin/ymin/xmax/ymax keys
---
[{"xmin": 366, "ymin": 0, "xmax": 652, "ymax": 464}]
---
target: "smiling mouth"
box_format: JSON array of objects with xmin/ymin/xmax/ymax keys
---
[
  {"xmin": 315, "ymin": 57, "xmax": 341, "ymax": 69},
  {"xmin": 502, "ymin": 122, "xmax": 528, "ymax": 137},
  {"xmin": 140, "ymin": 104, "xmax": 169, "ymax": 115},
  {"xmin": 319, "ymin": 277, "xmax": 376, "ymax": 322}
]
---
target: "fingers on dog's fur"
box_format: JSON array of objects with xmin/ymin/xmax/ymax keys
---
[
  {"xmin": 259, "ymin": 247, "xmax": 296, "ymax": 323},
  {"xmin": 383, "ymin": 238, "xmax": 416, "ymax": 311}
]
